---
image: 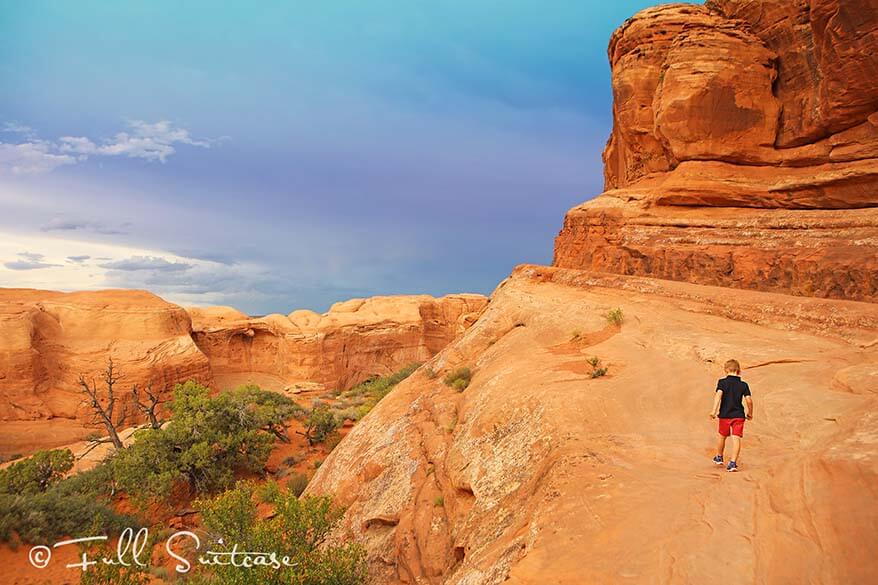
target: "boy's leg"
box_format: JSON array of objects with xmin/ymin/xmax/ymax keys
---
[
  {"xmin": 715, "ymin": 434, "xmax": 727, "ymax": 457},
  {"xmin": 729, "ymin": 435, "xmax": 742, "ymax": 462},
  {"xmin": 729, "ymin": 418, "xmax": 744, "ymax": 462}
]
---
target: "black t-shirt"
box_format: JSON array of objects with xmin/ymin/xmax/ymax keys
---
[{"xmin": 716, "ymin": 375, "xmax": 751, "ymax": 419}]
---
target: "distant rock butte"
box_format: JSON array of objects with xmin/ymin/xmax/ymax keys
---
[
  {"xmin": 554, "ymin": 1, "xmax": 878, "ymax": 301},
  {"xmin": 0, "ymin": 288, "xmax": 487, "ymax": 452}
]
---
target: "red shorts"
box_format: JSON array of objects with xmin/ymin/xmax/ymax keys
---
[{"xmin": 718, "ymin": 418, "xmax": 745, "ymax": 437}]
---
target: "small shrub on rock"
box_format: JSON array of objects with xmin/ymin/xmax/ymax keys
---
[
  {"xmin": 444, "ymin": 367, "xmax": 473, "ymax": 391},
  {"xmin": 606, "ymin": 308, "xmax": 624, "ymax": 326}
]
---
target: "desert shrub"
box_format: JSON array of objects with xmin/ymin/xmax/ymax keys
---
[
  {"xmin": 0, "ymin": 456, "xmax": 131, "ymax": 545},
  {"xmin": 113, "ymin": 381, "xmax": 295, "ymax": 504},
  {"xmin": 338, "ymin": 363, "xmax": 420, "ymax": 417},
  {"xmin": 0, "ymin": 489, "xmax": 132, "ymax": 545},
  {"xmin": 287, "ymin": 472, "xmax": 309, "ymax": 497},
  {"xmin": 444, "ymin": 367, "xmax": 473, "ymax": 391},
  {"xmin": 334, "ymin": 406, "xmax": 364, "ymax": 423},
  {"xmin": 424, "ymin": 366, "xmax": 438, "ymax": 380},
  {"xmin": 301, "ymin": 404, "xmax": 339, "ymax": 446},
  {"xmin": 606, "ymin": 308, "xmax": 624, "ymax": 326},
  {"xmin": 0, "ymin": 448, "xmax": 73, "ymax": 495},
  {"xmin": 433, "ymin": 496, "xmax": 444, "ymax": 507},
  {"xmin": 193, "ymin": 481, "xmax": 366, "ymax": 584},
  {"xmin": 586, "ymin": 357, "xmax": 608, "ymax": 378}
]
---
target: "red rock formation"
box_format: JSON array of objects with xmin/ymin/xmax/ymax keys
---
[
  {"xmin": 0, "ymin": 288, "xmax": 211, "ymax": 423},
  {"xmin": 188, "ymin": 294, "xmax": 488, "ymax": 391},
  {"xmin": 0, "ymin": 289, "xmax": 487, "ymax": 457},
  {"xmin": 307, "ymin": 266, "xmax": 878, "ymax": 585},
  {"xmin": 556, "ymin": 1, "xmax": 878, "ymax": 300}
]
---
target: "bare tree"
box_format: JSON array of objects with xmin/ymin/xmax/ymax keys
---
[
  {"xmin": 78, "ymin": 357, "xmax": 127, "ymax": 450},
  {"xmin": 132, "ymin": 382, "xmax": 165, "ymax": 430}
]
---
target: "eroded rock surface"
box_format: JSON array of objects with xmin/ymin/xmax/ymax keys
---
[
  {"xmin": 0, "ymin": 288, "xmax": 211, "ymax": 424},
  {"xmin": 188, "ymin": 294, "xmax": 488, "ymax": 391},
  {"xmin": 307, "ymin": 266, "xmax": 878, "ymax": 584}
]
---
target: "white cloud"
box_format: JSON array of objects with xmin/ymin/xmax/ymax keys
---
[
  {"xmin": 0, "ymin": 120, "xmax": 217, "ymax": 174},
  {"xmin": 2, "ymin": 122, "xmax": 37, "ymax": 139},
  {"xmin": 0, "ymin": 142, "xmax": 77, "ymax": 175}
]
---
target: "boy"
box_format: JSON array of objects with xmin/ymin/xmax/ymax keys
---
[{"xmin": 709, "ymin": 359, "xmax": 753, "ymax": 472}]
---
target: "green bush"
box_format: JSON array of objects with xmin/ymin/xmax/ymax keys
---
[
  {"xmin": 193, "ymin": 481, "xmax": 367, "ymax": 584},
  {"xmin": 0, "ymin": 448, "xmax": 73, "ymax": 495},
  {"xmin": 113, "ymin": 381, "xmax": 296, "ymax": 504},
  {"xmin": 606, "ymin": 308, "xmax": 624, "ymax": 326},
  {"xmin": 444, "ymin": 367, "xmax": 473, "ymax": 391},
  {"xmin": 0, "ymin": 455, "xmax": 132, "ymax": 545},
  {"xmin": 79, "ymin": 540, "xmax": 150, "ymax": 585},
  {"xmin": 302, "ymin": 405, "xmax": 339, "ymax": 446}
]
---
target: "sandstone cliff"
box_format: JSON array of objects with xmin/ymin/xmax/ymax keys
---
[
  {"xmin": 0, "ymin": 290, "xmax": 487, "ymax": 457},
  {"xmin": 188, "ymin": 294, "xmax": 488, "ymax": 391},
  {"xmin": 0, "ymin": 288, "xmax": 211, "ymax": 423},
  {"xmin": 554, "ymin": 1, "xmax": 878, "ymax": 300}
]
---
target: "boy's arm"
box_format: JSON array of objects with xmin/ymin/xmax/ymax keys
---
[
  {"xmin": 710, "ymin": 390, "xmax": 722, "ymax": 419},
  {"xmin": 744, "ymin": 395, "xmax": 753, "ymax": 420}
]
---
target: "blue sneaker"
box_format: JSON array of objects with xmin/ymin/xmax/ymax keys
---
[
  {"xmin": 712, "ymin": 455, "xmax": 723, "ymax": 466},
  {"xmin": 727, "ymin": 461, "xmax": 738, "ymax": 472}
]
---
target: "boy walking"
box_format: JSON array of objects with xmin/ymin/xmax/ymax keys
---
[{"xmin": 709, "ymin": 359, "xmax": 753, "ymax": 472}]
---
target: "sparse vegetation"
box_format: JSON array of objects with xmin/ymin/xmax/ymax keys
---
[
  {"xmin": 0, "ymin": 451, "xmax": 132, "ymax": 544},
  {"xmin": 287, "ymin": 472, "xmax": 309, "ymax": 497},
  {"xmin": 299, "ymin": 404, "xmax": 339, "ymax": 446},
  {"xmin": 193, "ymin": 481, "xmax": 367, "ymax": 584},
  {"xmin": 113, "ymin": 381, "xmax": 298, "ymax": 505},
  {"xmin": 587, "ymin": 357, "xmax": 608, "ymax": 378},
  {"xmin": 334, "ymin": 363, "xmax": 420, "ymax": 420},
  {"xmin": 77, "ymin": 358, "xmax": 128, "ymax": 450},
  {"xmin": 0, "ymin": 448, "xmax": 73, "ymax": 495},
  {"xmin": 433, "ymin": 495, "xmax": 445, "ymax": 507},
  {"xmin": 443, "ymin": 367, "xmax": 473, "ymax": 391},
  {"xmin": 606, "ymin": 308, "xmax": 624, "ymax": 326}
]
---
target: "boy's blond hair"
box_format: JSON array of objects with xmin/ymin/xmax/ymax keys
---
[{"xmin": 724, "ymin": 359, "xmax": 741, "ymax": 374}]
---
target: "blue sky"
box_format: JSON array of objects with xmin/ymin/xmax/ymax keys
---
[{"xmin": 0, "ymin": 0, "xmax": 676, "ymax": 314}]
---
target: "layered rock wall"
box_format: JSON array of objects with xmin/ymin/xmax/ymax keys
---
[
  {"xmin": 0, "ymin": 290, "xmax": 487, "ymax": 429},
  {"xmin": 188, "ymin": 294, "xmax": 488, "ymax": 391},
  {"xmin": 0, "ymin": 289, "xmax": 211, "ymax": 422},
  {"xmin": 555, "ymin": 1, "xmax": 878, "ymax": 300}
]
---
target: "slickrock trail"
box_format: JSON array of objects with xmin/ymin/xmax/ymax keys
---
[{"xmin": 307, "ymin": 266, "xmax": 878, "ymax": 584}]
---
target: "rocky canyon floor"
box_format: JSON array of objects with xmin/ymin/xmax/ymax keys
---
[{"xmin": 307, "ymin": 265, "xmax": 878, "ymax": 585}]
